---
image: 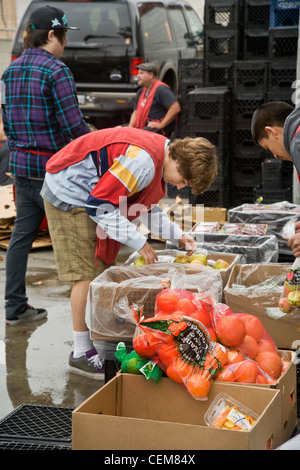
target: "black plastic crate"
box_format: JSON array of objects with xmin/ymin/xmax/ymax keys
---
[
  {"xmin": 230, "ymin": 185, "xmax": 257, "ymax": 206},
  {"xmin": 253, "ymin": 185, "xmax": 293, "ymax": 204},
  {"xmin": 262, "ymin": 158, "xmax": 283, "ymax": 190},
  {"xmin": 187, "ymin": 123, "xmax": 231, "ymax": 150},
  {"xmin": 270, "ymin": 0, "xmax": 300, "ymax": 27},
  {"xmin": 205, "ymin": 29, "xmax": 241, "ymax": 60},
  {"xmin": 204, "ymin": 60, "xmax": 234, "ymax": 87},
  {"xmin": 178, "ymin": 83, "xmax": 202, "ymax": 104},
  {"xmin": 232, "ymin": 157, "xmax": 263, "ymax": 187},
  {"xmin": 243, "ymin": 29, "xmax": 269, "ymax": 59},
  {"xmin": 0, "ymin": 404, "xmax": 73, "ymax": 446},
  {"xmin": 178, "ymin": 58, "xmax": 204, "ymax": 84},
  {"xmin": 167, "ymin": 183, "xmax": 190, "ymax": 199},
  {"xmin": 266, "ymin": 90, "xmax": 295, "ymax": 107},
  {"xmin": 189, "ymin": 185, "xmax": 230, "ymax": 208},
  {"xmin": 269, "ymin": 26, "xmax": 298, "ymax": 60},
  {"xmin": 233, "ymin": 92, "xmax": 265, "ymax": 123},
  {"xmin": 233, "ymin": 61, "xmax": 268, "ymax": 94},
  {"xmin": 267, "ymin": 59, "xmax": 297, "ymax": 93},
  {"xmin": 204, "ymin": 0, "xmax": 242, "ymax": 31},
  {"xmin": 232, "ymin": 124, "xmax": 262, "ymax": 158},
  {"xmin": 186, "ymin": 86, "xmax": 231, "ymax": 125},
  {"xmin": 244, "ymin": 0, "xmax": 271, "ymax": 30}
]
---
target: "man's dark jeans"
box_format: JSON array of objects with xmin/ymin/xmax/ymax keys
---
[{"xmin": 5, "ymin": 176, "xmax": 45, "ymax": 319}]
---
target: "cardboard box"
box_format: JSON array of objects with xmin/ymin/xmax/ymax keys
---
[
  {"xmin": 72, "ymin": 374, "xmax": 281, "ymax": 450},
  {"xmin": 123, "ymin": 249, "xmax": 241, "ymax": 286},
  {"xmin": 224, "ymin": 264, "xmax": 300, "ymax": 350},
  {"xmin": 215, "ymin": 350, "xmax": 297, "ymax": 444}
]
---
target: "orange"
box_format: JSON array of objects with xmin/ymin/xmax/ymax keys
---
[
  {"xmin": 217, "ymin": 367, "xmax": 234, "ymax": 382},
  {"xmin": 132, "ymin": 333, "xmax": 157, "ymax": 359},
  {"xmin": 156, "ymin": 292, "xmax": 179, "ymax": 313},
  {"xmin": 186, "ymin": 372, "xmax": 211, "ymax": 399},
  {"xmin": 240, "ymin": 314, "xmax": 265, "ymax": 342},
  {"xmin": 216, "ymin": 315, "xmax": 246, "ymax": 347},
  {"xmin": 189, "ymin": 309, "xmax": 212, "ymax": 327},
  {"xmin": 237, "ymin": 335, "xmax": 258, "ymax": 360},
  {"xmin": 213, "ymin": 342, "xmax": 228, "ymax": 367},
  {"xmin": 257, "ymin": 339, "xmax": 276, "ymax": 354},
  {"xmin": 156, "ymin": 343, "xmax": 179, "ymax": 368},
  {"xmin": 232, "ymin": 360, "xmax": 258, "ymax": 383},
  {"xmin": 203, "ymin": 353, "xmax": 218, "ymax": 371},
  {"xmin": 176, "ymin": 298, "xmax": 198, "ymax": 315},
  {"xmin": 166, "ymin": 359, "xmax": 194, "ymax": 384},
  {"xmin": 227, "ymin": 349, "xmax": 244, "ymax": 364},
  {"xmin": 255, "ymin": 352, "xmax": 283, "ymax": 380},
  {"xmin": 207, "ymin": 327, "xmax": 217, "ymax": 342},
  {"xmin": 256, "ymin": 373, "xmax": 269, "ymax": 384}
]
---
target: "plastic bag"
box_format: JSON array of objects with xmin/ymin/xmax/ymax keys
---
[
  {"xmin": 278, "ymin": 258, "xmax": 300, "ymax": 315},
  {"xmin": 132, "ymin": 289, "xmax": 227, "ymax": 400},
  {"xmin": 115, "ymin": 341, "xmax": 163, "ymax": 382},
  {"xmin": 211, "ymin": 303, "xmax": 286, "ymax": 383}
]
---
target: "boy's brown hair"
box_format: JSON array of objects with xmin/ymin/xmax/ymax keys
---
[
  {"xmin": 168, "ymin": 136, "xmax": 218, "ymax": 195},
  {"xmin": 23, "ymin": 19, "xmax": 66, "ymax": 49},
  {"xmin": 251, "ymin": 101, "xmax": 294, "ymax": 144}
]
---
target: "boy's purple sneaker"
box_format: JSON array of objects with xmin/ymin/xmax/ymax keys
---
[{"xmin": 69, "ymin": 348, "xmax": 105, "ymax": 380}]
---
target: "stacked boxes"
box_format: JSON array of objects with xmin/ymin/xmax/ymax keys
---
[{"xmin": 176, "ymin": 0, "xmax": 297, "ymax": 207}]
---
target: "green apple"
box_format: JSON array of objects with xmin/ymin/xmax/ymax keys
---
[
  {"xmin": 134, "ymin": 255, "xmax": 146, "ymax": 266},
  {"xmin": 189, "ymin": 253, "xmax": 207, "ymax": 265},
  {"xmin": 174, "ymin": 254, "xmax": 190, "ymax": 264},
  {"xmin": 126, "ymin": 357, "xmax": 142, "ymax": 374},
  {"xmin": 287, "ymin": 290, "xmax": 300, "ymax": 307},
  {"xmin": 214, "ymin": 259, "xmax": 230, "ymax": 270}
]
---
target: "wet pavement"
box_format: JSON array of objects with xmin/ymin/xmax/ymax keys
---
[{"xmin": 0, "ymin": 241, "xmax": 164, "ymax": 421}]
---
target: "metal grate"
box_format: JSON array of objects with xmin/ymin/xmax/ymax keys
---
[{"xmin": 0, "ymin": 404, "xmax": 73, "ymax": 444}]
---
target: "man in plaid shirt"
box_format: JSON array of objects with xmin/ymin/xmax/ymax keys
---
[{"xmin": 1, "ymin": 5, "xmax": 90, "ymax": 325}]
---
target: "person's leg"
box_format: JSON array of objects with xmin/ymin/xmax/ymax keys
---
[
  {"xmin": 44, "ymin": 201, "xmax": 108, "ymax": 378},
  {"xmin": 5, "ymin": 177, "xmax": 46, "ymax": 322}
]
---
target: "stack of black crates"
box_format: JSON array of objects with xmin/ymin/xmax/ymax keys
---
[{"xmin": 179, "ymin": 0, "xmax": 299, "ymax": 207}]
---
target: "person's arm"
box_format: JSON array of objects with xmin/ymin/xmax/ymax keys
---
[
  {"xmin": 128, "ymin": 110, "xmax": 137, "ymax": 127},
  {"xmin": 51, "ymin": 67, "xmax": 90, "ymax": 139},
  {"xmin": 287, "ymin": 221, "xmax": 300, "ymax": 257},
  {"xmin": 139, "ymin": 207, "xmax": 197, "ymax": 256},
  {"xmin": 147, "ymin": 101, "xmax": 181, "ymax": 130}
]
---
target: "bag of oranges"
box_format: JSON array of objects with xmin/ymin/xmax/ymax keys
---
[
  {"xmin": 211, "ymin": 303, "xmax": 285, "ymax": 383},
  {"xmin": 132, "ymin": 289, "xmax": 228, "ymax": 400}
]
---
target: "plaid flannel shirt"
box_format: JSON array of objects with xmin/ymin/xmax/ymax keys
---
[{"xmin": 1, "ymin": 47, "xmax": 90, "ymax": 179}]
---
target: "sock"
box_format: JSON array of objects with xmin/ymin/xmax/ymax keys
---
[{"xmin": 73, "ymin": 331, "xmax": 93, "ymax": 358}]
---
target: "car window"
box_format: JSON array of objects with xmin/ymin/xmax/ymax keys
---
[
  {"xmin": 138, "ymin": 2, "xmax": 173, "ymax": 51},
  {"xmin": 167, "ymin": 5, "xmax": 190, "ymax": 48},
  {"xmin": 185, "ymin": 6, "xmax": 204, "ymax": 44},
  {"xmin": 15, "ymin": 1, "xmax": 132, "ymax": 46}
]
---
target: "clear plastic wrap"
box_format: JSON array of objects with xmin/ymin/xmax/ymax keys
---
[
  {"xmin": 166, "ymin": 234, "xmax": 278, "ymax": 264},
  {"xmin": 229, "ymin": 201, "xmax": 300, "ymax": 257},
  {"xmin": 86, "ymin": 263, "xmax": 223, "ymax": 340}
]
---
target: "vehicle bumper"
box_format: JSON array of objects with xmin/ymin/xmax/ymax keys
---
[{"xmin": 77, "ymin": 91, "xmax": 137, "ymax": 114}]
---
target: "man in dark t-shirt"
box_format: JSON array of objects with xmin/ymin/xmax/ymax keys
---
[{"xmin": 128, "ymin": 63, "xmax": 181, "ymax": 138}]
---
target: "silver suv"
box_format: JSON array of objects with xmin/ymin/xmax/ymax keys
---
[{"xmin": 11, "ymin": 0, "xmax": 203, "ymax": 127}]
